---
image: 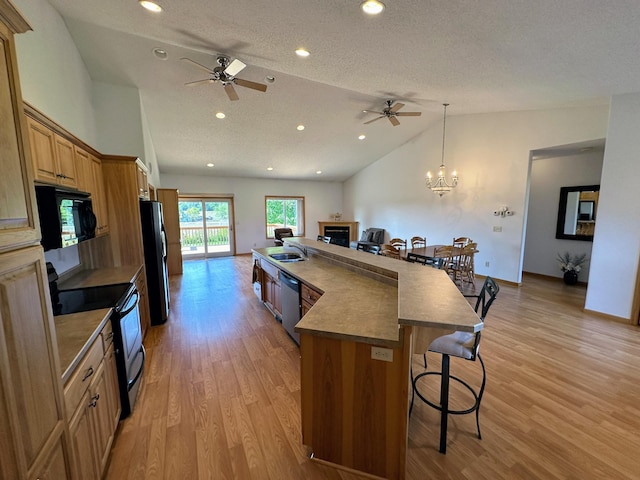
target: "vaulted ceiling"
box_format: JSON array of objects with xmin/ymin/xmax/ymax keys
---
[{"xmin": 45, "ymin": 0, "xmax": 640, "ymax": 181}]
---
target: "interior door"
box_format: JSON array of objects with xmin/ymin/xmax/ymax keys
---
[{"xmin": 179, "ymin": 197, "xmax": 235, "ymax": 258}]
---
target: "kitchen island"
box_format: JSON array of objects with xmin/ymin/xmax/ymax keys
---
[{"xmin": 252, "ymin": 238, "xmax": 482, "ymax": 480}]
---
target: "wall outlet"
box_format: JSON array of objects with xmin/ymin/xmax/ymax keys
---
[
  {"xmin": 493, "ymin": 226, "xmax": 502, "ymax": 232},
  {"xmin": 485, "ymin": 261, "xmax": 490, "ymax": 267},
  {"xmin": 371, "ymin": 346, "xmax": 393, "ymax": 362}
]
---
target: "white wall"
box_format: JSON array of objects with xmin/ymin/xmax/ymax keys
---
[
  {"xmin": 523, "ymin": 151, "xmax": 603, "ymax": 280},
  {"xmin": 14, "ymin": 0, "xmax": 97, "ymax": 145},
  {"xmin": 344, "ymin": 106, "xmax": 610, "ymax": 284},
  {"xmin": 586, "ymin": 93, "xmax": 640, "ymax": 320},
  {"xmin": 160, "ymin": 174, "xmax": 343, "ymax": 254}
]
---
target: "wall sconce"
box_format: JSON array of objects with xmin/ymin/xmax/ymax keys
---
[{"xmin": 493, "ymin": 206, "xmax": 514, "ymax": 217}]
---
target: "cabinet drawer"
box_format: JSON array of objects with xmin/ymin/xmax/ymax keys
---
[
  {"xmin": 261, "ymin": 259, "xmax": 279, "ymax": 282},
  {"xmin": 101, "ymin": 321, "xmax": 114, "ymax": 352},
  {"xmin": 301, "ymin": 283, "xmax": 322, "ymax": 305},
  {"xmin": 64, "ymin": 337, "xmax": 104, "ymax": 419}
]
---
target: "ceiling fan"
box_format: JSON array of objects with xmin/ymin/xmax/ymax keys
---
[
  {"xmin": 363, "ymin": 100, "xmax": 422, "ymax": 126},
  {"xmin": 180, "ymin": 54, "xmax": 267, "ymax": 101}
]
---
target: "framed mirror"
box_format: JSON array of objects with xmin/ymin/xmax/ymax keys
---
[{"xmin": 555, "ymin": 185, "xmax": 599, "ymax": 241}]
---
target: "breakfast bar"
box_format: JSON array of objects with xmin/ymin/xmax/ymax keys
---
[{"xmin": 252, "ymin": 238, "xmax": 482, "ymax": 480}]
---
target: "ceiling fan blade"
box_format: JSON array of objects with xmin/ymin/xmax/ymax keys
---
[
  {"xmin": 234, "ymin": 77, "xmax": 268, "ymax": 92},
  {"xmin": 388, "ymin": 116, "xmax": 401, "ymax": 126},
  {"xmin": 180, "ymin": 57, "xmax": 213, "ymax": 74},
  {"xmin": 224, "ymin": 83, "xmax": 240, "ymax": 101},
  {"xmin": 396, "ymin": 112, "xmax": 422, "ymax": 116},
  {"xmin": 362, "ymin": 110, "xmax": 384, "ymax": 115},
  {"xmin": 364, "ymin": 116, "xmax": 385, "ymax": 125},
  {"xmin": 389, "ymin": 102, "xmax": 405, "ymax": 113},
  {"xmin": 184, "ymin": 79, "xmax": 214, "ymax": 87},
  {"xmin": 225, "ymin": 58, "xmax": 247, "ymax": 76}
]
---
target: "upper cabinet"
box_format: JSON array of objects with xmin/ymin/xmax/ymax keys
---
[
  {"xmin": 0, "ymin": 9, "xmax": 40, "ymax": 252},
  {"xmin": 27, "ymin": 116, "xmax": 78, "ymax": 188},
  {"xmin": 73, "ymin": 145, "xmax": 109, "ymax": 235},
  {"xmin": 136, "ymin": 160, "xmax": 149, "ymax": 200}
]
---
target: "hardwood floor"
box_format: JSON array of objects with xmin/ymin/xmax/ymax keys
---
[{"xmin": 106, "ymin": 256, "xmax": 640, "ymax": 480}]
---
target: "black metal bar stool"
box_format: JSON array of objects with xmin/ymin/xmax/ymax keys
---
[{"xmin": 410, "ymin": 276, "xmax": 499, "ymax": 453}]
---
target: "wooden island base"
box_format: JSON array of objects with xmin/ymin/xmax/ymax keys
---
[{"xmin": 299, "ymin": 328, "xmax": 412, "ymax": 480}]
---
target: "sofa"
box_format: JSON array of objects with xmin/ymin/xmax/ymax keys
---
[{"xmin": 350, "ymin": 227, "xmax": 385, "ymax": 250}]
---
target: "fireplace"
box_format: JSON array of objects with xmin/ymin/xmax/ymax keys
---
[{"xmin": 318, "ymin": 221, "xmax": 359, "ymax": 247}]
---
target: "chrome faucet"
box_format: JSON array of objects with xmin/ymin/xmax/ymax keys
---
[{"xmin": 284, "ymin": 240, "xmax": 307, "ymax": 258}]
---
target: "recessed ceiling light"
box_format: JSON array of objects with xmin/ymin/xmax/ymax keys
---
[
  {"xmin": 139, "ymin": 1, "xmax": 162, "ymax": 13},
  {"xmin": 267, "ymin": 167, "xmax": 273, "ymax": 171},
  {"xmin": 295, "ymin": 48, "xmax": 310, "ymax": 57},
  {"xmin": 361, "ymin": 0, "xmax": 385, "ymax": 15},
  {"xmin": 316, "ymin": 170, "xmax": 322, "ymax": 175},
  {"xmin": 297, "ymin": 125, "xmax": 305, "ymax": 131},
  {"xmin": 265, "ymin": 75, "xmax": 276, "ymax": 83},
  {"xmin": 152, "ymin": 48, "xmax": 168, "ymax": 59},
  {"xmin": 215, "ymin": 112, "xmax": 225, "ymax": 119},
  {"xmin": 358, "ymin": 134, "xmax": 366, "ymax": 140},
  {"xmin": 206, "ymin": 163, "xmax": 214, "ymax": 167}
]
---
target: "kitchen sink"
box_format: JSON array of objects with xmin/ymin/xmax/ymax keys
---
[{"xmin": 269, "ymin": 252, "xmax": 306, "ymax": 262}]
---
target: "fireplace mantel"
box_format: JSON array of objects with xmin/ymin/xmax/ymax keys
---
[{"xmin": 318, "ymin": 221, "xmax": 359, "ymax": 243}]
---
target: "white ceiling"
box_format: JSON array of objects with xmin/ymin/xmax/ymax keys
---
[{"xmin": 45, "ymin": 0, "xmax": 640, "ymax": 181}]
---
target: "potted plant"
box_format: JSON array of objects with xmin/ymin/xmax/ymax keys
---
[{"xmin": 557, "ymin": 252, "xmax": 588, "ymax": 285}]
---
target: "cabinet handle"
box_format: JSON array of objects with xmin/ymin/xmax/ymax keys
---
[
  {"xmin": 88, "ymin": 393, "xmax": 100, "ymax": 408},
  {"xmin": 82, "ymin": 366, "xmax": 94, "ymax": 382}
]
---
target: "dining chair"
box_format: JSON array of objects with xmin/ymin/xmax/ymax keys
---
[
  {"xmin": 410, "ymin": 276, "xmax": 499, "ymax": 454},
  {"xmin": 379, "ymin": 243, "xmax": 400, "ymax": 259},
  {"xmin": 389, "ymin": 238, "xmax": 407, "ymax": 251},
  {"xmin": 453, "ymin": 237, "xmax": 472, "ymax": 248},
  {"xmin": 406, "ymin": 252, "xmax": 428, "ymax": 265},
  {"xmin": 434, "ymin": 244, "xmax": 454, "ymax": 271},
  {"xmin": 411, "ymin": 236, "xmax": 426, "ymax": 248}
]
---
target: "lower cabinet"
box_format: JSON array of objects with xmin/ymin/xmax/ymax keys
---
[
  {"xmin": 301, "ymin": 283, "xmax": 322, "ymax": 317},
  {"xmin": 135, "ymin": 268, "xmax": 151, "ymax": 339},
  {"xmin": 65, "ymin": 323, "xmax": 120, "ymax": 480},
  {"xmin": 261, "ymin": 260, "xmax": 282, "ymax": 318},
  {"xmin": 37, "ymin": 437, "xmax": 69, "ymax": 480}
]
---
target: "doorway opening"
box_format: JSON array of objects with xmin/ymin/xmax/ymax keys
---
[{"xmin": 178, "ymin": 196, "xmax": 235, "ymax": 258}]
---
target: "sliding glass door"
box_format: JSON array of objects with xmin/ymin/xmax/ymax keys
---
[{"xmin": 179, "ymin": 197, "xmax": 235, "ymax": 258}]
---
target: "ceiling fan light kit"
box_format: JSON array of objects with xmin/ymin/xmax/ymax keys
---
[
  {"xmin": 181, "ymin": 54, "xmax": 268, "ymax": 101},
  {"xmin": 426, "ymin": 103, "xmax": 458, "ymax": 197}
]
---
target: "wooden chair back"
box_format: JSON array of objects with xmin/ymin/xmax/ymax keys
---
[
  {"xmin": 389, "ymin": 238, "xmax": 407, "ymax": 250},
  {"xmin": 410, "ymin": 236, "xmax": 426, "ymax": 248},
  {"xmin": 380, "ymin": 244, "xmax": 401, "ymax": 259}
]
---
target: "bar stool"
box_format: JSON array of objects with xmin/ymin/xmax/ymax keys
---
[{"xmin": 410, "ymin": 276, "xmax": 499, "ymax": 453}]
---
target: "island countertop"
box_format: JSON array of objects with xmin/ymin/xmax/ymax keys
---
[{"xmin": 252, "ymin": 238, "xmax": 482, "ymax": 347}]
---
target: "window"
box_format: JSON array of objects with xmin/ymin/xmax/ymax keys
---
[{"xmin": 265, "ymin": 196, "xmax": 305, "ymax": 238}]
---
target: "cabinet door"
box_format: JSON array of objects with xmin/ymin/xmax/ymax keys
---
[
  {"xmin": 35, "ymin": 436, "xmax": 69, "ymax": 480},
  {"xmin": 54, "ymin": 134, "xmax": 77, "ymax": 188},
  {"xmin": 0, "ymin": 246, "xmax": 66, "ymax": 476},
  {"xmin": 68, "ymin": 389, "xmax": 99, "ymax": 480},
  {"xmin": 89, "ymin": 361, "xmax": 112, "ymax": 475},
  {"xmin": 27, "ymin": 116, "xmax": 58, "ymax": 184},
  {"xmin": 103, "ymin": 343, "xmax": 121, "ymax": 436},
  {"xmin": 273, "ymin": 278, "xmax": 282, "ymax": 317},
  {"xmin": 136, "ymin": 164, "xmax": 148, "ymax": 199},
  {"xmin": 135, "ymin": 270, "xmax": 151, "ymax": 339},
  {"xmin": 0, "ymin": 21, "xmax": 40, "ymax": 251},
  {"xmin": 73, "ymin": 145, "xmax": 93, "ymax": 193},
  {"xmin": 90, "ymin": 155, "xmax": 109, "ymax": 235}
]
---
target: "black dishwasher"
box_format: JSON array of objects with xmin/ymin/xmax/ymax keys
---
[{"xmin": 280, "ymin": 270, "xmax": 301, "ymax": 345}]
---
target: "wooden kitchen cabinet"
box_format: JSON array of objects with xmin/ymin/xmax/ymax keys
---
[
  {"xmin": 135, "ymin": 267, "xmax": 151, "ymax": 339},
  {"xmin": 136, "ymin": 160, "xmax": 149, "ymax": 199},
  {"xmin": 0, "ymin": 246, "xmax": 70, "ymax": 480},
  {"xmin": 90, "ymin": 154, "xmax": 109, "ymax": 235},
  {"xmin": 27, "ymin": 116, "xmax": 78, "ymax": 188},
  {"xmin": 65, "ymin": 321, "xmax": 120, "ymax": 480},
  {"xmin": 101, "ymin": 155, "xmax": 145, "ymax": 267},
  {"xmin": 157, "ymin": 188, "xmax": 183, "ymax": 275},
  {"xmin": 301, "ymin": 283, "xmax": 322, "ymax": 317},
  {"xmin": 261, "ymin": 260, "xmax": 282, "ymax": 318},
  {"xmin": 73, "ymin": 144, "xmax": 93, "ymax": 193}
]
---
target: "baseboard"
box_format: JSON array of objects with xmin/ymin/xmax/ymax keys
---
[
  {"xmin": 522, "ymin": 271, "xmax": 587, "ymax": 286},
  {"xmin": 583, "ymin": 308, "xmax": 636, "ymax": 325}
]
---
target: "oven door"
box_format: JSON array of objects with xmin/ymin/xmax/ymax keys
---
[{"xmin": 113, "ymin": 286, "xmax": 145, "ymax": 418}]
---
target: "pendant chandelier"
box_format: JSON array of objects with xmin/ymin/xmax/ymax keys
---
[{"xmin": 426, "ymin": 103, "xmax": 458, "ymax": 196}]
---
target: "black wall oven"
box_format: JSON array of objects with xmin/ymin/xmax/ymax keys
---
[{"xmin": 49, "ymin": 264, "xmax": 145, "ymax": 419}]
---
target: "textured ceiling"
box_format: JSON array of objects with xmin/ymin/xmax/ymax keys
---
[{"xmin": 44, "ymin": 0, "xmax": 640, "ymax": 181}]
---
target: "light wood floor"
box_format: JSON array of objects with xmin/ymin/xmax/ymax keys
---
[{"xmin": 106, "ymin": 256, "xmax": 640, "ymax": 480}]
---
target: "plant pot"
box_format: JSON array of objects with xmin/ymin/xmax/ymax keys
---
[{"xmin": 563, "ymin": 270, "xmax": 579, "ymax": 285}]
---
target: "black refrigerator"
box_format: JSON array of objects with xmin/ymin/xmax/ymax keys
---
[{"xmin": 140, "ymin": 200, "xmax": 169, "ymax": 325}]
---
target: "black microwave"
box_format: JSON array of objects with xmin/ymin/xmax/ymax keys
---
[{"xmin": 34, "ymin": 185, "xmax": 97, "ymax": 251}]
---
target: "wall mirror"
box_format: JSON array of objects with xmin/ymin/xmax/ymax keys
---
[{"xmin": 555, "ymin": 185, "xmax": 599, "ymax": 241}]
